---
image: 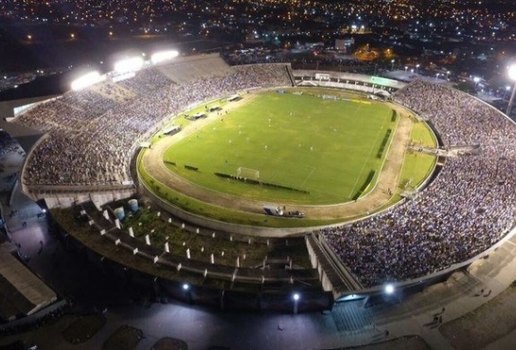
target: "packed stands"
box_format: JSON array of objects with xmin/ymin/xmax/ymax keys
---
[
  {"xmin": 13, "ymin": 56, "xmax": 292, "ymax": 192},
  {"xmin": 319, "ymin": 80, "xmax": 515, "ymax": 288},
  {"xmin": 13, "ymin": 57, "xmax": 515, "ymax": 294}
]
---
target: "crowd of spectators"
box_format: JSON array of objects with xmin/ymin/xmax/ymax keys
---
[
  {"xmin": 320, "ymin": 80, "xmax": 515, "ymax": 287},
  {"xmin": 15, "ymin": 59, "xmax": 292, "ymax": 188},
  {"xmin": 11, "ymin": 61, "xmax": 515, "ymax": 289}
]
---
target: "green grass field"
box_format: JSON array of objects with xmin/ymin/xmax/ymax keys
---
[
  {"xmin": 163, "ymin": 91, "xmax": 395, "ymax": 204},
  {"xmin": 399, "ymin": 120, "xmax": 438, "ymax": 190}
]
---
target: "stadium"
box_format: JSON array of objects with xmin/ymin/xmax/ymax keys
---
[{"xmin": 2, "ymin": 52, "xmax": 515, "ymax": 313}]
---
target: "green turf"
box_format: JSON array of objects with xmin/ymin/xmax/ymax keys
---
[
  {"xmin": 399, "ymin": 153, "xmax": 436, "ymax": 190},
  {"xmin": 138, "ymin": 158, "xmax": 342, "ymax": 227},
  {"xmin": 411, "ymin": 121, "xmax": 437, "ymax": 148},
  {"xmin": 163, "ymin": 91, "xmax": 394, "ymax": 204},
  {"xmin": 399, "ymin": 121, "xmax": 438, "ymax": 190}
]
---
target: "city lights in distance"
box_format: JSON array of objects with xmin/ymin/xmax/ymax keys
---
[
  {"xmin": 71, "ymin": 71, "xmax": 105, "ymax": 91},
  {"xmin": 114, "ymin": 56, "xmax": 144, "ymax": 74},
  {"xmin": 151, "ymin": 50, "xmax": 179, "ymax": 65}
]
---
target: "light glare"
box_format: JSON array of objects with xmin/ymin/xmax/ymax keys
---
[
  {"xmin": 151, "ymin": 50, "xmax": 179, "ymax": 64},
  {"xmin": 508, "ymin": 64, "xmax": 516, "ymax": 81},
  {"xmin": 71, "ymin": 71, "xmax": 105, "ymax": 91},
  {"xmin": 114, "ymin": 56, "xmax": 144, "ymax": 74}
]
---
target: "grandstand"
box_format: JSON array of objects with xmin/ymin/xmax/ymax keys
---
[
  {"xmin": 317, "ymin": 80, "xmax": 515, "ymax": 291},
  {"xmin": 11, "ymin": 55, "xmax": 293, "ymax": 207},
  {"xmin": 5, "ymin": 54, "xmax": 514, "ymax": 306},
  {"xmin": 293, "ymin": 70, "xmax": 405, "ymax": 96}
]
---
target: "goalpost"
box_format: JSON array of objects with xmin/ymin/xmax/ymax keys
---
[{"xmin": 236, "ymin": 167, "xmax": 260, "ymax": 181}]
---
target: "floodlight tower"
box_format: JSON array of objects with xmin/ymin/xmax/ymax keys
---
[{"xmin": 506, "ymin": 63, "xmax": 516, "ymax": 117}]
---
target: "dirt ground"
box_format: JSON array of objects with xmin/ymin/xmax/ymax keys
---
[{"xmin": 141, "ymin": 94, "xmax": 414, "ymax": 221}]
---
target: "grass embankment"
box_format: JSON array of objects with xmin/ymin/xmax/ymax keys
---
[
  {"xmin": 119, "ymin": 206, "xmax": 311, "ymax": 268},
  {"xmin": 399, "ymin": 120, "xmax": 438, "ymax": 190},
  {"xmin": 139, "ymin": 151, "xmax": 342, "ymax": 228},
  {"xmin": 51, "ymin": 207, "xmax": 208, "ymax": 286}
]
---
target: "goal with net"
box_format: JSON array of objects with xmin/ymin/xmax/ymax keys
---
[{"xmin": 236, "ymin": 167, "xmax": 260, "ymax": 181}]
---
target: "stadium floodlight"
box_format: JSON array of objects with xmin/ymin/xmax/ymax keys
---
[
  {"xmin": 384, "ymin": 283, "xmax": 395, "ymax": 295},
  {"xmin": 508, "ymin": 64, "xmax": 516, "ymax": 82},
  {"xmin": 151, "ymin": 50, "xmax": 179, "ymax": 65},
  {"xmin": 506, "ymin": 63, "xmax": 516, "ymax": 116},
  {"xmin": 71, "ymin": 71, "xmax": 105, "ymax": 91},
  {"xmin": 292, "ymin": 292, "xmax": 301, "ymax": 314},
  {"xmin": 114, "ymin": 56, "xmax": 144, "ymax": 74}
]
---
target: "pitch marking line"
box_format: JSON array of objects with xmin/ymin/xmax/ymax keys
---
[
  {"xmin": 347, "ymin": 113, "xmax": 388, "ymax": 198},
  {"xmin": 300, "ymin": 166, "xmax": 317, "ymax": 188}
]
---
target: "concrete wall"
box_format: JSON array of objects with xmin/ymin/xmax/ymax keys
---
[
  {"xmin": 40, "ymin": 188, "xmax": 136, "ymax": 209},
  {"xmin": 305, "ymin": 236, "xmax": 334, "ymax": 293}
]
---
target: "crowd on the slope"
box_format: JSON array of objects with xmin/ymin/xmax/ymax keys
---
[
  {"xmin": 17, "ymin": 63, "xmax": 291, "ymax": 187},
  {"xmin": 320, "ymin": 80, "xmax": 516, "ymax": 287}
]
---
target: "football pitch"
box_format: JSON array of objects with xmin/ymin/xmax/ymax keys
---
[{"xmin": 162, "ymin": 90, "xmax": 396, "ymax": 204}]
